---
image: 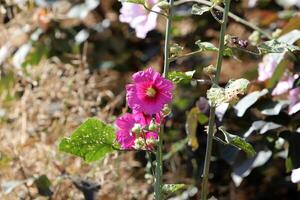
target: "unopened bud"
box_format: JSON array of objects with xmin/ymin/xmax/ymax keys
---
[
  {"xmin": 248, "ymin": 31, "xmax": 261, "ymax": 46},
  {"xmin": 156, "ymin": 1, "xmax": 170, "ymax": 11},
  {"xmin": 131, "ymin": 123, "xmax": 142, "ymax": 134},
  {"xmin": 148, "ymin": 119, "xmax": 159, "ymax": 131},
  {"xmin": 272, "ymin": 29, "xmax": 282, "ymax": 39},
  {"xmin": 162, "ymin": 104, "xmax": 171, "ymax": 116},
  {"xmin": 203, "ymin": 65, "xmax": 216, "ymax": 76},
  {"xmin": 134, "ymin": 137, "xmax": 145, "ymax": 150}
]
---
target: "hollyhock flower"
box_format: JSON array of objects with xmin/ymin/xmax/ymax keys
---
[
  {"xmin": 272, "ymin": 75, "xmax": 295, "ymax": 96},
  {"xmin": 257, "ymin": 55, "xmax": 277, "ymax": 81},
  {"xmin": 126, "ymin": 67, "xmax": 173, "ymax": 115},
  {"xmin": 288, "ymin": 87, "xmax": 300, "ymax": 115},
  {"xmin": 115, "ymin": 112, "xmax": 160, "ymax": 149},
  {"xmin": 119, "ymin": 0, "xmax": 160, "ymax": 39}
]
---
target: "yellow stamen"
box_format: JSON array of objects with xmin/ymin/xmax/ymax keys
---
[{"xmin": 146, "ymin": 87, "xmax": 157, "ymax": 97}]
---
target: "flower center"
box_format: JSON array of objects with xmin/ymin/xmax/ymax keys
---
[{"xmin": 146, "ymin": 87, "xmax": 157, "ymax": 97}]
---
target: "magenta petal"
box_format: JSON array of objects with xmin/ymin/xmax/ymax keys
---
[
  {"xmin": 126, "ymin": 67, "xmax": 174, "ymax": 114},
  {"xmin": 146, "ymin": 132, "xmax": 159, "ymax": 139}
]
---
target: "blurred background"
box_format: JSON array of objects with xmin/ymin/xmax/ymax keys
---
[{"xmin": 0, "ymin": 0, "xmax": 300, "ymax": 199}]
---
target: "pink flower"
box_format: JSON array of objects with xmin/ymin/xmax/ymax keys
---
[
  {"xmin": 272, "ymin": 75, "xmax": 295, "ymax": 96},
  {"xmin": 119, "ymin": 0, "xmax": 160, "ymax": 39},
  {"xmin": 126, "ymin": 67, "xmax": 174, "ymax": 115},
  {"xmin": 289, "ymin": 87, "xmax": 300, "ymax": 115},
  {"xmin": 115, "ymin": 112, "xmax": 160, "ymax": 149},
  {"xmin": 257, "ymin": 55, "xmax": 277, "ymax": 81}
]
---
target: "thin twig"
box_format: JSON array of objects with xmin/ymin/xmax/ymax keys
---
[
  {"xmin": 174, "ymin": 0, "xmax": 272, "ymax": 39},
  {"xmin": 143, "ymin": 5, "xmax": 168, "ymax": 18}
]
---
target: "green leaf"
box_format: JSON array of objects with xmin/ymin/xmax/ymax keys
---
[
  {"xmin": 59, "ymin": 118, "xmax": 118, "ymax": 162},
  {"xmin": 207, "ymin": 85, "xmax": 225, "ymax": 106},
  {"xmin": 224, "ymin": 47, "xmax": 234, "ymax": 56},
  {"xmin": 257, "ymin": 39, "xmax": 300, "ymax": 54},
  {"xmin": 191, "ymin": 4, "xmax": 210, "ymax": 16},
  {"xmin": 198, "ymin": 113, "xmax": 209, "ymax": 125},
  {"xmin": 34, "ymin": 175, "xmax": 53, "ymax": 197},
  {"xmin": 185, "ymin": 107, "xmax": 200, "ymax": 151},
  {"xmin": 195, "ymin": 40, "xmax": 218, "ymax": 52},
  {"xmin": 168, "ymin": 70, "xmax": 196, "ymax": 84},
  {"xmin": 219, "ymin": 126, "xmax": 256, "ymax": 157},
  {"xmin": 162, "ymin": 184, "xmax": 186, "ymax": 195},
  {"xmin": 121, "ymin": 0, "xmax": 145, "ymax": 4},
  {"xmin": 234, "ymin": 89, "xmax": 268, "ymax": 117}
]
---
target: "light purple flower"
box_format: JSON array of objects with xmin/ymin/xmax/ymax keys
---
[
  {"xmin": 272, "ymin": 75, "xmax": 295, "ymax": 96},
  {"xmin": 126, "ymin": 67, "xmax": 174, "ymax": 115},
  {"xmin": 257, "ymin": 55, "xmax": 278, "ymax": 82},
  {"xmin": 119, "ymin": 0, "xmax": 160, "ymax": 38},
  {"xmin": 289, "ymin": 87, "xmax": 300, "ymax": 115}
]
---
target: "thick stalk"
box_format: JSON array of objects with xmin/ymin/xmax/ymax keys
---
[
  {"xmin": 201, "ymin": 1, "xmax": 231, "ymax": 200},
  {"xmin": 155, "ymin": 1, "xmax": 174, "ymax": 199},
  {"xmin": 163, "ymin": 0, "xmax": 174, "ymax": 78}
]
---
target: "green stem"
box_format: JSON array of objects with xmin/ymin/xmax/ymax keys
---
[
  {"xmin": 174, "ymin": 0, "xmax": 272, "ymax": 39},
  {"xmin": 163, "ymin": 0, "xmax": 174, "ymax": 78},
  {"xmin": 154, "ymin": 1, "xmax": 174, "ymax": 199},
  {"xmin": 201, "ymin": 1, "xmax": 231, "ymax": 200}
]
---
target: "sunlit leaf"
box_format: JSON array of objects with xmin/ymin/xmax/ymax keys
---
[
  {"xmin": 258, "ymin": 39, "xmax": 300, "ymax": 54},
  {"xmin": 168, "ymin": 70, "xmax": 196, "ymax": 84},
  {"xmin": 234, "ymin": 89, "xmax": 268, "ymax": 117},
  {"xmin": 162, "ymin": 184, "xmax": 186, "ymax": 195},
  {"xmin": 219, "ymin": 126, "xmax": 256, "ymax": 156},
  {"xmin": 207, "ymin": 86, "xmax": 225, "ymax": 106},
  {"xmin": 260, "ymin": 100, "xmax": 289, "ymax": 116},
  {"xmin": 185, "ymin": 107, "xmax": 200, "ymax": 151},
  {"xmin": 59, "ymin": 118, "xmax": 118, "ymax": 162},
  {"xmin": 191, "ymin": 4, "xmax": 210, "ymax": 16},
  {"xmin": 195, "ymin": 40, "xmax": 218, "ymax": 52}
]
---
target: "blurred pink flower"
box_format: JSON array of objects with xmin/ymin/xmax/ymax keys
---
[
  {"xmin": 289, "ymin": 87, "xmax": 300, "ymax": 115},
  {"xmin": 291, "ymin": 167, "xmax": 300, "ymax": 183},
  {"xmin": 257, "ymin": 55, "xmax": 277, "ymax": 81},
  {"xmin": 119, "ymin": 0, "xmax": 160, "ymax": 39},
  {"xmin": 126, "ymin": 67, "xmax": 173, "ymax": 115},
  {"xmin": 272, "ymin": 75, "xmax": 295, "ymax": 96},
  {"xmin": 115, "ymin": 112, "xmax": 159, "ymax": 149}
]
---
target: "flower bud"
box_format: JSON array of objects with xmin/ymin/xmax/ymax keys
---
[
  {"xmin": 148, "ymin": 119, "xmax": 159, "ymax": 131},
  {"xmin": 134, "ymin": 137, "xmax": 145, "ymax": 150},
  {"xmin": 156, "ymin": 1, "xmax": 170, "ymax": 11},
  {"xmin": 162, "ymin": 104, "xmax": 171, "ymax": 116},
  {"xmin": 248, "ymin": 31, "xmax": 261, "ymax": 46},
  {"xmin": 272, "ymin": 29, "xmax": 282, "ymax": 39},
  {"xmin": 170, "ymin": 43, "xmax": 184, "ymax": 57},
  {"xmin": 131, "ymin": 123, "xmax": 142, "ymax": 134},
  {"xmin": 203, "ymin": 65, "xmax": 216, "ymax": 77}
]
